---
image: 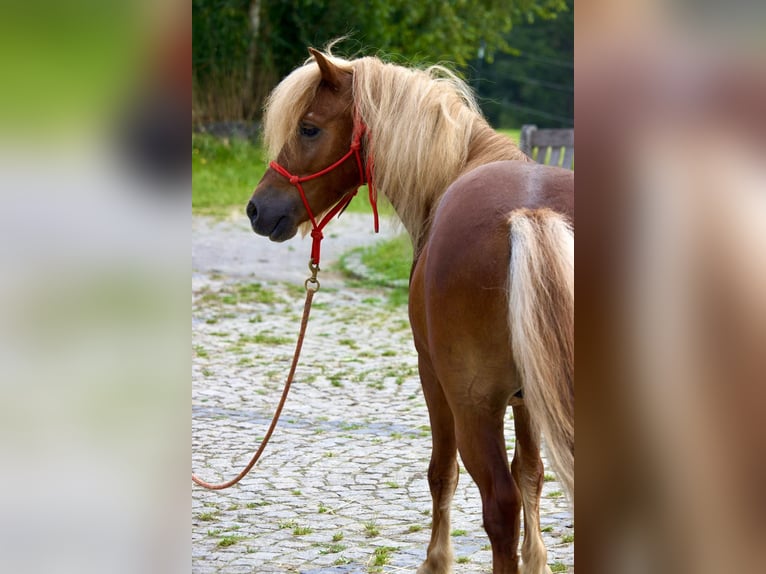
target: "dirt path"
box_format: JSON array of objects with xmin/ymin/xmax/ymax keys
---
[{"xmin": 192, "ymin": 213, "xmax": 398, "ymax": 285}]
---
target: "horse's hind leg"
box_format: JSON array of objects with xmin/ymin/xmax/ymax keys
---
[
  {"xmin": 511, "ymin": 403, "xmax": 552, "ymax": 574},
  {"xmin": 417, "ymin": 355, "xmax": 459, "ymax": 574},
  {"xmin": 455, "ymin": 406, "xmax": 522, "ymax": 574}
]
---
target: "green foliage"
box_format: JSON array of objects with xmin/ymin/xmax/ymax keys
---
[
  {"xmin": 192, "ymin": 0, "xmax": 571, "ymax": 126},
  {"xmin": 192, "ymin": 133, "xmax": 267, "ymax": 217},
  {"xmin": 475, "ymin": 5, "xmax": 573, "ymax": 127}
]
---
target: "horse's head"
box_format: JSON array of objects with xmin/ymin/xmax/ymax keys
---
[{"xmin": 247, "ymin": 49, "xmax": 361, "ymax": 243}]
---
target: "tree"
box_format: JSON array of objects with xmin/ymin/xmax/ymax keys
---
[
  {"xmin": 475, "ymin": 1, "xmax": 573, "ymax": 128},
  {"xmin": 192, "ymin": 0, "xmax": 570, "ymax": 124}
]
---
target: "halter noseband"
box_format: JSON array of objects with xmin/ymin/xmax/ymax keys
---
[{"xmin": 268, "ymin": 120, "xmax": 379, "ymax": 266}]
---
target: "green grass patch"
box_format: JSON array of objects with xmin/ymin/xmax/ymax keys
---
[
  {"xmin": 234, "ymin": 282, "xmax": 282, "ymax": 304},
  {"xmin": 341, "ymin": 234, "xmax": 412, "ymax": 287},
  {"xmin": 371, "ymin": 546, "xmax": 398, "ymax": 567},
  {"xmin": 321, "ymin": 543, "xmax": 347, "ymax": 554},
  {"xmin": 218, "ymin": 535, "xmax": 244, "ymax": 547},
  {"xmin": 339, "ymin": 234, "xmax": 412, "ymax": 307},
  {"xmin": 364, "ymin": 520, "xmax": 380, "ymax": 538},
  {"xmin": 195, "ymin": 283, "xmax": 283, "ymax": 309},
  {"xmin": 237, "ymin": 333, "xmax": 293, "ymax": 346},
  {"xmin": 278, "ymin": 520, "xmax": 298, "ymax": 530},
  {"xmin": 550, "ymin": 562, "xmax": 567, "ymax": 573},
  {"xmin": 293, "ymin": 525, "xmax": 313, "ymax": 536},
  {"xmin": 192, "ymin": 134, "xmax": 267, "ymax": 218}
]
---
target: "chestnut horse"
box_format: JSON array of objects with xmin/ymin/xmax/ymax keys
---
[{"xmin": 247, "ymin": 49, "xmax": 574, "ymax": 574}]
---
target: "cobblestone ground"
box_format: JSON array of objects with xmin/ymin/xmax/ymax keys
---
[{"xmin": 192, "ymin": 215, "xmax": 573, "ymax": 573}]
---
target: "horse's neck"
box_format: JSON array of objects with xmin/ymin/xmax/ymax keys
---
[
  {"xmin": 465, "ymin": 124, "xmax": 528, "ymax": 172},
  {"xmin": 390, "ymin": 124, "xmax": 524, "ymax": 254}
]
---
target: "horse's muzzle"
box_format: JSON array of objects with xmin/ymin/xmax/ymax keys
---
[{"xmin": 247, "ymin": 193, "xmax": 299, "ymax": 242}]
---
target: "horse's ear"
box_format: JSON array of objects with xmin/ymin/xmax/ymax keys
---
[{"xmin": 309, "ymin": 47, "xmax": 343, "ymax": 91}]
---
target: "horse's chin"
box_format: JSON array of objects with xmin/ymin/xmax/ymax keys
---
[{"xmin": 268, "ymin": 216, "xmax": 299, "ymax": 242}]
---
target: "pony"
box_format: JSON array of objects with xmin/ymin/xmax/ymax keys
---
[{"xmin": 247, "ymin": 48, "xmax": 574, "ymax": 574}]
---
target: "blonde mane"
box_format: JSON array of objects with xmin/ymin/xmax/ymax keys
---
[{"xmin": 263, "ymin": 51, "xmax": 528, "ymax": 249}]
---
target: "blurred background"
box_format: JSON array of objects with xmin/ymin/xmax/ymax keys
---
[{"xmin": 0, "ymin": 1, "xmax": 190, "ymax": 573}]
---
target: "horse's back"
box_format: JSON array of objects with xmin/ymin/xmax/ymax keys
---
[
  {"xmin": 409, "ymin": 160, "xmax": 573, "ymax": 403},
  {"xmin": 445, "ymin": 160, "xmax": 574, "ymax": 224}
]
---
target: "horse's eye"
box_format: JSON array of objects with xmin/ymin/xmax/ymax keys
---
[{"xmin": 299, "ymin": 124, "xmax": 320, "ymax": 138}]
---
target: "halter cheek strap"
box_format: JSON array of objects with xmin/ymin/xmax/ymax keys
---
[{"xmin": 269, "ymin": 121, "xmax": 379, "ymax": 267}]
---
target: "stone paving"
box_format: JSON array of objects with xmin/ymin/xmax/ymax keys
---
[{"xmin": 192, "ymin": 214, "xmax": 574, "ymax": 573}]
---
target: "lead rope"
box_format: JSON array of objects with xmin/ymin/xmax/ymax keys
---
[
  {"xmin": 191, "ymin": 262, "xmax": 320, "ymax": 490},
  {"xmin": 193, "ymin": 115, "xmax": 377, "ymax": 490}
]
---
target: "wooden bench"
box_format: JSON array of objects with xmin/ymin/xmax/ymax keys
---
[{"xmin": 519, "ymin": 124, "xmax": 574, "ymax": 170}]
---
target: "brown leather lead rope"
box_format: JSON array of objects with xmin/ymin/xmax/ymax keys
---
[{"xmin": 192, "ymin": 262, "xmax": 320, "ymax": 490}]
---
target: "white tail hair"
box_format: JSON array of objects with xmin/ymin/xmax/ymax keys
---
[{"xmin": 508, "ymin": 208, "xmax": 574, "ymax": 499}]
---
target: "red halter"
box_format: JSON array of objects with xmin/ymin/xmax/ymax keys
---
[{"xmin": 268, "ymin": 120, "xmax": 379, "ymax": 266}]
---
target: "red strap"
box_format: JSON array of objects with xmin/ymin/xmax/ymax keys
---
[{"xmin": 269, "ymin": 117, "xmax": 378, "ymax": 266}]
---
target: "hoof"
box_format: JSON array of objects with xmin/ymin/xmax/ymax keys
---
[
  {"xmin": 417, "ymin": 561, "xmax": 452, "ymax": 574},
  {"xmin": 519, "ymin": 563, "xmax": 554, "ymax": 574}
]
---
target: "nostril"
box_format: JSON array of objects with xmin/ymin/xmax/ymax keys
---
[{"xmin": 246, "ymin": 199, "xmax": 258, "ymax": 221}]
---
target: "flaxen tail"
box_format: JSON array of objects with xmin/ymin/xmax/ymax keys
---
[{"xmin": 508, "ymin": 208, "xmax": 574, "ymax": 499}]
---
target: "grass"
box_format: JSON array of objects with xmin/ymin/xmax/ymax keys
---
[
  {"xmin": 237, "ymin": 332, "xmax": 293, "ymax": 346},
  {"xmin": 364, "ymin": 520, "xmax": 380, "ymax": 538},
  {"xmin": 339, "ymin": 234, "xmax": 412, "ymax": 306},
  {"xmin": 192, "ymin": 134, "xmax": 268, "ymax": 218},
  {"xmin": 370, "ymin": 546, "xmax": 398, "ymax": 568},
  {"xmin": 218, "ymin": 535, "xmax": 244, "ymax": 547},
  {"xmin": 340, "ymin": 234, "xmax": 412, "ymax": 287},
  {"xmin": 321, "ymin": 543, "xmax": 347, "ymax": 554},
  {"xmin": 550, "ymin": 562, "xmax": 567, "ymax": 573}
]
